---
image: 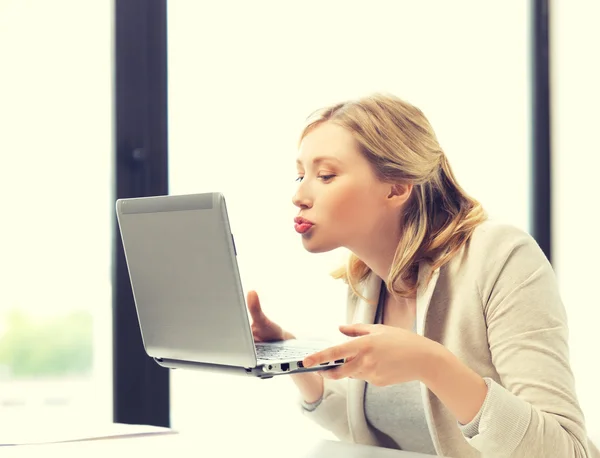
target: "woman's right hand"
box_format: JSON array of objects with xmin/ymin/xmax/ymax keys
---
[{"xmin": 247, "ymin": 290, "xmax": 295, "ymax": 342}]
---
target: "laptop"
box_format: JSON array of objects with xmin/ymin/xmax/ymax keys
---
[{"xmin": 115, "ymin": 192, "xmax": 345, "ymax": 379}]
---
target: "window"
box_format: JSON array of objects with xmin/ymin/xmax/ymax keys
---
[
  {"xmin": 0, "ymin": 0, "xmax": 112, "ymax": 425},
  {"xmin": 551, "ymin": 0, "xmax": 600, "ymax": 434},
  {"xmin": 167, "ymin": 1, "xmax": 530, "ymax": 441}
]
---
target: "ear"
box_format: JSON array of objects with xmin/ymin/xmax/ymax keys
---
[{"xmin": 387, "ymin": 183, "xmax": 413, "ymax": 208}]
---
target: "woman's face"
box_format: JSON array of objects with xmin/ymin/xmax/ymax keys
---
[{"xmin": 292, "ymin": 122, "xmax": 402, "ymax": 254}]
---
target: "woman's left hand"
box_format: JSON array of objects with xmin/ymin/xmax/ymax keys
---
[{"xmin": 302, "ymin": 323, "xmax": 441, "ymax": 386}]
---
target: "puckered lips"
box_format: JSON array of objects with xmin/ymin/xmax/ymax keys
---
[{"xmin": 294, "ymin": 216, "xmax": 314, "ymax": 234}]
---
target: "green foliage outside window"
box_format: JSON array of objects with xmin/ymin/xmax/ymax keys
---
[{"xmin": 0, "ymin": 310, "xmax": 93, "ymax": 378}]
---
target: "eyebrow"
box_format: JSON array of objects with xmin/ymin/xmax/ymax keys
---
[{"xmin": 295, "ymin": 156, "xmax": 342, "ymax": 167}]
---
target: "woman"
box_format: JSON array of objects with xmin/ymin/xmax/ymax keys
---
[{"xmin": 247, "ymin": 93, "xmax": 599, "ymax": 457}]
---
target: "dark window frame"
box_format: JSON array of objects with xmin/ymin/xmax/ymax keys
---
[
  {"xmin": 531, "ymin": 0, "xmax": 552, "ymax": 262},
  {"xmin": 113, "ymin": 0, "xmax": 170, "ymax": 427}
]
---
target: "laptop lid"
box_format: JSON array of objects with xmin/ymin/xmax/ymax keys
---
[{"xmin": 115, "ymin": 192, "xmax": 257, "ymax": 368}]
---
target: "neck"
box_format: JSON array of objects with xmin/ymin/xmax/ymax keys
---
[
  {"xmin": 346, "ymin": 220, "xmax": 419, "ymax": 297},
  {"xmin": 347, "ymin": 225, "xmax": 401, "ymax": 283}
]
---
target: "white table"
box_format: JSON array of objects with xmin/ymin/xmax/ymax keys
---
[{"xmin": 1, "ymin": 424, "xmax": 441, "ymax": 458}]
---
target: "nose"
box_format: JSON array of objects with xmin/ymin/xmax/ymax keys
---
[{"xmin": 292, "ymin": 183, "xmax": 312, "ymax": 209}]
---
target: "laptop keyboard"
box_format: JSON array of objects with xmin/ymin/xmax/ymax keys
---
[{"xmin": 255, "ymin": 343, "xmax": 314, "ymax": 361}]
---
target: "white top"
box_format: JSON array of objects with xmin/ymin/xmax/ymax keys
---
[
  {"xmin": 364, "ymin": 380, "xmax": 437, "ymax": 454},
  {"xmin": 363, "ymin": 288, "xmax": 436, "ymax": 454}
]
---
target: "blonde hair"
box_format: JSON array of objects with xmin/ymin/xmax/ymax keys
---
[{"xmin": 299, "ymin": 93, "xmax": 487, "ymax": 299}]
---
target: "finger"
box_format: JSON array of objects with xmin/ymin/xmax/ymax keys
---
[
  {"xmin": 303, "ymin": 341, "xmax": 358, "ymax": 368},
  {"xmin": 321, "ymin": 356, "xmax": 362, "ymax": 381},
  {"xmin": 339, "ymin": 323, "xmax": 375, "ymax": 337},
  {"xmin": 247, "ymin": 291, "xmax": 266, "ymax": 323}
]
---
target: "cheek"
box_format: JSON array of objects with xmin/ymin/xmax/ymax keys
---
[{"xmin": 327, "ymin": 183, "xmax": 377, "ymax": 223}]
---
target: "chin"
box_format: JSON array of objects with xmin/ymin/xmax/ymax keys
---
[{"xmin": 301, "ymin": 238, "xmax": 337, "ymax": 254}]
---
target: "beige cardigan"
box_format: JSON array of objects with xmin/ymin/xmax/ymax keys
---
[{"xmin": 302, "ymin": 221, "xmax": 600, "ymax": 457}]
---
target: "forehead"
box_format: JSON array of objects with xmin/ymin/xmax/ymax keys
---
[{"xmin": 297, "ymin": 122, "xmax": 361, "ymax": 165}]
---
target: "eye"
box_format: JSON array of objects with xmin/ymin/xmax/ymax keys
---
[
  {"xmin": 319, "ymin": 175, "xmax": 335, "ymax": 182},
  {"xmin": 295, "ymin": 176, "xmax": 304, "ymax": 182}
]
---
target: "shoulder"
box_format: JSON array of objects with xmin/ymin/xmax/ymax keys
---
[
  {"xmin": 464, "ymin": 220, "xmax": 548, "ymax": 268},
  {"xmin": 444, "ymin": 219, "xmax": 552, "ymax": 293},
  {"xmin": 469, "ymin": 220, "xmax": 537, "ymax": 250},
  {"xmin": 456, "ymin": 220, "xmax": 556, "ymax": 308}
]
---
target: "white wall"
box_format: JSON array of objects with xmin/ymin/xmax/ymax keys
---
[
  {"xmin": 167, "ymin": 0, "xmax": 531, "ymax": 442},
  {"xmin": 551, "ymin": 0, "xmax": 600, "ymax": 436}
]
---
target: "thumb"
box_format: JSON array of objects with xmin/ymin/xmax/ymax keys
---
[
  {"xmin": 339, "ymin": 323, "xmax": 374, "ymax": 337},
  {"xmin": 247, "ymin": 290, "xmax": 267, "ymax": 323}
]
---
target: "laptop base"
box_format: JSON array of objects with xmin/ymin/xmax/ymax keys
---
[{"xmin": 154, "ymin": 357, "xmax": 340, "ymax": 379}]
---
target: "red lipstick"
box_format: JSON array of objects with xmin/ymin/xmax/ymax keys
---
[{"xmin": 294, "ymin": 216, "xmax": 314, "ymax": 234}]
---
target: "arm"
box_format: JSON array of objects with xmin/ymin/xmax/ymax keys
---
[
  {"xmin": 291, "ymin": 371, "xmax": 324, "ymax": 404},
  {"xmin": 294, "ymin": 288, "xmax": 358, "ymax": 442},
  {"xmin": 436, "ymin": 229, "xmax": 593, "ymax": 457},
  {"xmin": 297, "ymin": 375, "xmax": 351, "ymax": 442},
  {"xmin": 279, "ymin": 330, "xmax": 326, "ymax": 405},
  {"xmin": 420, "ymin": 344, "xmax": 489, "ymax": 426}
]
